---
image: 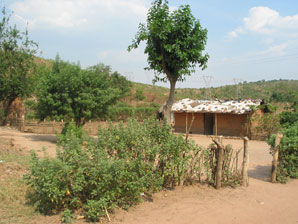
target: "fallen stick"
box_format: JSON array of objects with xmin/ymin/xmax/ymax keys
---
[{"xmin": 104, "ymin": 206, "xmax": 111, "ymax": 222}]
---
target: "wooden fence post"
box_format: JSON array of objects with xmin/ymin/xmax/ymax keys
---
[
  {"xmin": 242, "ymin": 137, "xmax": 249, "ymax": 187},
  {"xmin": 185, "ymin": 112, "xmax": 195, "ymax": 142},
  {"xmin": 213, "ymin": 136, "xmax": 224, "ymax": 189},
  {"xmin": 272, "ymin": 133, "xmax": 283, "ymax": 183},
  {"xmin": 19, "ymin": 114, "xmax": 25, "ymax": 132}
]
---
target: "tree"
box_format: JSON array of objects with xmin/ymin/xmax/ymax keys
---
[
  {"xmin": 128, "ymin": 0, "xmax": 209, "ymax": 119},
  {"xmin": 35, "ymin": 56, "xmax": 129, "ymax": 125},
  {"xmin": 0, "ymin": 7, "xmax": 38, "ymax": 125},
  {"xmin": 135, "ymin": 89, "xmax": 146, "ymax": 102}
]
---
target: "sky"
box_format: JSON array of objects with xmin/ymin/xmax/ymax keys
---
[{"xmin": 2, "ymin": 0, "xmax": 298, "ymax": 88}]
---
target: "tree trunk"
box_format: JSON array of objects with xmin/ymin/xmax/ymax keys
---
[
  {"xmin": 164, "ymin": 79, "xmax": 176, "ymax": 122},
  {"xmin": 2, "ymin": 98, "xmax": 15, "ymax": 126},
  {"xmin": 75, "ymin": 118, "xmax": 85, "ymax": 127}
]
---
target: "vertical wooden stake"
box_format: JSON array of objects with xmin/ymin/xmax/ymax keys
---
[
  {"xmin": 213, "ymin": 136, "xmax": 224, "ymax": 189},
  {"xmin": 242, "ymin": 137, "xmax": 249, "ymax": 187},
  {"xmin": 185, "ymin": 113, "xmax": 188, "ymax": 135},
  {"xmin": 272, "ymin": 133, "xmax": 283, "ymax": 183},
  {"xmin": 186, "ymin": 112, "xmax": 195, "ymax": 142},
  {"xmin": 214, "ymin": 113, "xmax": 218, "ymax": 136},
  {"xmin": 20, "ymin": 114, "xmax": 25, "ymax": 132}
]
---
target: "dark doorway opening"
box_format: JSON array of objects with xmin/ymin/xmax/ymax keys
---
[{"xmin": 204, "ymin": 113, "xmax": 214, "ymax": 135}]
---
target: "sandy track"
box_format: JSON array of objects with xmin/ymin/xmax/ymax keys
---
[
  {"xmin": 0, "ymin": 127, "xmax": 298, "ymax": 224},
  {"xmin": 109, "ymin": 135, "xmax": 298, "ymax": 224},
  {"xmin": 0, "ymin": 126, "xmax": 57, "ymax": 157}
]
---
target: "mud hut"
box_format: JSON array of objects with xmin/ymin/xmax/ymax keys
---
[{"xmin": 171, "ymin": 98, "xmax": 262, "ymax": 137}]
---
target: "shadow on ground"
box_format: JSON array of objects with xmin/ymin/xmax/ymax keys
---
[
  {"xmin": 248, "ymin": 165, "xmax": 271, "ymax": 182},
  {"xmin": 23, "ymin": 135, "xmax": 57, "ymax": 144}
]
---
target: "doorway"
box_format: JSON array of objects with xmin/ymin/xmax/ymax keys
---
[{"xmin": 204, "ymin": 113, "xmax": 214, "ymax": 135}]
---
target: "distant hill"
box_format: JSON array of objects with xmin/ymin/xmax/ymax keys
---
[
  {"xmin": 130, "ymin": 79, "xmax": 298, "ymax": 106},
  {"xmin": 33, "ymin": 57, "xmax": 298, "ymax": 106}
]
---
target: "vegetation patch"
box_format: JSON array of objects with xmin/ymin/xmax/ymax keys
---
[
  {"xmin": 0, "ymin": 148, "xmax": 37, "ymax": 224},
  {"xmin": 274, "ymin": 122, "xmax": 298, "ymax": 183},
  {"xmin": 24, "ymin": 118, "xmax": 243, "ymax": 222}
]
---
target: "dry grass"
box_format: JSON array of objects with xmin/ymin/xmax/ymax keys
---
[{"xmin": 0, "ymin": 147, "xmax": 37, "ymax": 224}]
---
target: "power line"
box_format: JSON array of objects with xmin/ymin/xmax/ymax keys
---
[
  {"xmin": 233, "ymin": 78, "xmax": 243, "ymax": 99},
  {"xmin": 124, "ymin": 72, "xmax": 134, "ymax": 82},
  {"xmin": 202, "ymin": 75, "xmax": 213, "ymax": 99}
]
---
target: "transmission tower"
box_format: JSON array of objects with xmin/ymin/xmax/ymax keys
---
[
  {"xmin": 202, "ymin": 75, "xmax": 213, "ymax": 100},
  {"xmin": 233, "ymin": 78, "xmax": 243, "ymax": 99},
  {"xmin": 145, "ymin": 71, "xmax": 152, "ymax": 84},
  {"xmin": 124, "ymin": 72, "xmax": 134, "ymax": 82}
]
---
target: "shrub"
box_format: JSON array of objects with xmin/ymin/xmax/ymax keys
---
[
  {"xmin": 135, "ymin": 89, "xmax": 146, "ymax": 101},
  {"xmin": 61, "ymin": 209, "xmax": 73, "ymax": 223},
  {"xmin": 277, "ymin": 122, "xmax": 298, "ymax": 183},
  {"xmin": 25, "ymin": 119, "xmax": 200, "ymax": 221},
  {"xmin": 106, "ymin": 103, "xmax": 160, "ymax": 121},
  {"xmin": 280, "ymin": 112, "xmax": 298, "ymax": 128},
  {"xmin": 25, "ymin": 118, "xmax": 242, "ymax": 221}
]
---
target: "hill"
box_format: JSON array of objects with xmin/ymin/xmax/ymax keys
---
[
  {"xmin": 131, "ymin": 79, "xmax": 298, "ymax": 105},
  {"xmin": 33, "ymin": 57, "xmax": 298, "ymax": 104},
  {"xmin": 4, "ymin": 56, "xmax": 296, "ymax": 122}
]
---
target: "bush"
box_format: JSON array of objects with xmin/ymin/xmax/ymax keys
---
[
  {"xmin": 280, "ymin": 112, "xmax": 298, "ymax": 128},
  {"xmin": 106, "ymin": 103, "xmax": 160, "ymax": 121},
  {"xmin": 277, "ymin": 122, "xmax": 298, "ymax": 183},
  {"xmin": 61, "ymin": 209, "xmax": 73, "ymax": 223},
  {"xmin": 25, "ymin": 119, "xmax": 199, "ymax": 222},
  {"xmin": 25, "ymin": 118, "xmax": 243, "ymax": 221}
]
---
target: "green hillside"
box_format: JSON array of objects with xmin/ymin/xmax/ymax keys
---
[
  {"xmin": 33, "ymin": 57, "xmax": 298, "ymax": 105},
  {"xmin": 3, "ymin": 55, "xmax": 297, "ymax": 122},
  {"xmin": 131, "ymin": 79, "xmax": 298, "ymax": 105}
]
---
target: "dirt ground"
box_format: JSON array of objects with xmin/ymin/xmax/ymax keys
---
[{"xmin": 0, "ymin": 126, "xmax": 298, "ymax": 224}]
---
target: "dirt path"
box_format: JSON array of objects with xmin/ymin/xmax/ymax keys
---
[
  {"xmin": 1, "ymin": 127, "xmax": 298, "ymax": 224},
  {"xmin": 111, "ymin": 135, "xmax": 298, "ymax": 224},
  {"xmin": 0, "ymin": 126, "xmax": 57, "ymax": 157}
]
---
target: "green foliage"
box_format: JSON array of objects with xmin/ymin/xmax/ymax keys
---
[
  {"xmin": 277, "ymin": 122, "xmax": 298, "ymax": 183},
  {"xmin": 106, "ymin": 102, "xmax": 160, "ymax": 121},
  {"xmin": 58, "ymin": 121, "xmax": 86, "ymax": 145},
  {"xmin": 129, "ymin": 0, "xmax": 208, "ymax": 83},
  {"xmin": 128, "ymin": 0, "xmax": 208, "ymax": 111},
  {"xmin": 251, "ymin": 111, "xmax": 281, "ymax": 139},
  {"xmin": 110, "ymin": 71, "xmax": 132, "ymax": 98},
  {"xmin": 258, "ymin": 103, "xmax": 278, "ymax": 113},
  {"xmin": 0, "ymin": 7, "xmax": 38, "ymax": 101},
  {"xmin": 271, "ymin": 89, "xmax": 298, "ymax": 110},
  {"xmin": 135, "ymin": 89, "xmax": 146, "ymax": 101},
  {"xmin": 35, "ymin": 57, "xmax": 129, "ymax": 125},
  {"xmin": 0, "ymin": 6, "xmax": 38, "ymax": 123},
  {"xmin": 61, "ymin": 209, "xmax": 73, "ymax": 223},
  {"xmin": 280, "ymin": 112, "xmax": 298, "ymax": 128},
  {"xmin": 266, "ymin": 134, "xmax": 276, "ymax": 149},
  {"xmin": 25, "ymin": 118, "xmax": 203, "ymax": 221},
  {"xmin": 173, "ymin": 80, "xmax": 298, "ymax": 102}
]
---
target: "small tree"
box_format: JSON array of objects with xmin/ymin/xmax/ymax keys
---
[
  {"xmin": 0, "ymin": 7, "xmax": 38, "ymax": 125},
  {"xmin": 251, "ymin": 104, "xmax": 281, "ymax": 139},
  {"xmin": 128, "ymin": 0, "xmax": 209, "ymax": 119},
  {"xmin": 135, "ymin": 89, "xmax": 146, "ymax": 102},
  {"xmin": 35, "ymin": 57, "xmax": 129, "ymax": 125}
]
